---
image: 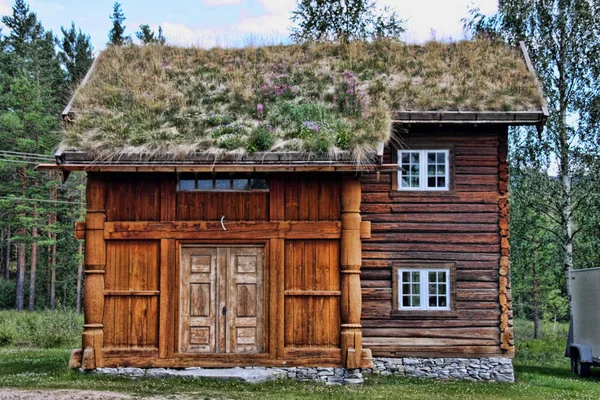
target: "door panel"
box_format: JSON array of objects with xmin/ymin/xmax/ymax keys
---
[
  {"xmin": 180, "ymin": 247, "xmax": 217, "ymax": 353},
  {"xmin": 180, "ymin": 246, "xmax": 264, "ymax": 354},
  {"xmin": 228, "ymin": 247, "xmax": 264, "ymax": 353}
]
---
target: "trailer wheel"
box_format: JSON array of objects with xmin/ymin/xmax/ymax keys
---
[{"xmin": 572, "ymin": 351, "xmax": 591, "ymax": 378}]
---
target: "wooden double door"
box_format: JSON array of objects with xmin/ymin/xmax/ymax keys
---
[{"xmin": 180, "ymin": 245, "xmax": 264, "ymax": 354}]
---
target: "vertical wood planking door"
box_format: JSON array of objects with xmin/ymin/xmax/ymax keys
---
[
  {"xmin": 180, "ymin": 247, "xmax": 217, "ymax": 353},
  {"xmin": 180, "ymin": 246, "xmax": 264, "ymax": 354},
  {"xmin": 227, "ymin": 247, "xmax": 264, "ymax": 353}
]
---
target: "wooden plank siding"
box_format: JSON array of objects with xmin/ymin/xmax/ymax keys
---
[{"xmin": 360, "ymin": 126, "xmax": 509, "ymax": 358}]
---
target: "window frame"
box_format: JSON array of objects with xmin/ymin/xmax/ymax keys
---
[
  {"xmin": 391, "ymin": 263, "xmax": 457, "ymax": 318},
  {"xmin": 397, "ymin": 268, "xmax": 451, "ymax": 311},
  {"xmin": 397, "ymin": 149, "xmax": 450, "ymax": 191},
  {"xmin": 177, "ymin": 173, "xmax": 270, "ymax": 193}
]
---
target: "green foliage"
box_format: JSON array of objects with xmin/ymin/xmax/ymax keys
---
[
  {"xmin": 108, "ymin": 2, "xmax": 130, "ymax": 46},
  {"xmin": 135, "ymin": 25, "xmax": 166, "ymax": 45},
  {"xmin": 290, "ymin": 0, "xmax": 405, "ymax": 43},
  {"xmin": 0, "ymin": 310, "xmax": 83, "ymax": 348},
  {"xmin": 247, "ymin": 125, "xmax": 275, "ymax": 153},
  {"xmin": 58, "ymin": 22, "xmax": 94, "ymax": 85},
  {"xmin": 0, "ymin": 279, "xmax": 16, "ymax": 310}
]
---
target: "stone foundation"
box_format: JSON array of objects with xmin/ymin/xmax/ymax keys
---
[
  {"xmin": 366, "ymin": 357, "xmax": 515, "ymax": 382},
  {"xmin": 92, "ymin": 357, "xmax": 514, "ymax": 384}
]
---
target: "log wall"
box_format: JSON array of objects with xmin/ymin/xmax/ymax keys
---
[{"xmin": 360, "ymin": 126, "xmax": 512, "ymax": 358}]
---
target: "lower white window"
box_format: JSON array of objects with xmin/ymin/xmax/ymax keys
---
[
  {"xmin": 397, "ymin": 269, "xmax": 450, "ymax": 310},
  {"xmin": 398, "ymin": 149, "xmax": 450, "ymax": 190}
]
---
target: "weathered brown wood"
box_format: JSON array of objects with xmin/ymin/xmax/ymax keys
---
[
  {"xmin": 159, "ymin": 239, "xmax": 175, "ymax": 359},
  {"xmin": 104, "ymin": 221, "xmax": 342, "ymax": 240},
  {"xmin": 82, "ymin": 175, "xmax": 106, "ymax": 369},
  {"xmin": 268, "ymin": 238, "xmax": 285, "ymax": 359},
  {"xmin": 340, "ymin": 177, "xmax": 365, "ymax": 368}
]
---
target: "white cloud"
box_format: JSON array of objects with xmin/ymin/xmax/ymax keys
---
[
  {"xmin": 204, "ymin": 0, "xmax": 243, "ymax": 5},
  {"xmin": 159, "ymin": 0, "xmax": 498, "ymax": 47}
]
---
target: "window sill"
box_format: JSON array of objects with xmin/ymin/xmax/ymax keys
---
[
  {"xmin": 389, "ymin": 190, "xmax": 455, "ymax": 197},
  {"xmin": 390, "ymin": 310, "xmax": 459, "ymax": 319}
]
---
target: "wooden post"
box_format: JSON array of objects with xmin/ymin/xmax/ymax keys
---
[
  {"xmin": 340, "ymin": 177, "xmax": 363, "ymax": 369},
  {"xmin": 81, "ymin": 174, "xmax": 106, "ymax": 370}
]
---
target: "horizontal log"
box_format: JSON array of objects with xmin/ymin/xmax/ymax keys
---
[
  {"xmin": 362, "ymin": 259, "xmax": 500, "ymax": 270},
  {"xmin": 362, "ymin": 192, "xmax": 499, "ymax": 204},
  {"xmin": 363, "ymin": 243, "xmax": 500, "ymax": 253},
  {"xmin": 388, "ymin": 204, "xmax": 499, "ymax": 213},
  {"xmin": 370, "ymin": 346, "xmax": 507, "ymax": 358},
  {"xmin": 369, "ymin": 222, "xmax": 499, "ymax": 233},
  {"xmin": 104, "ymin": 221, "xmax": 342, "ymax": 240},
  {"xmin": 363, "ymin": 337, "xmax": 498, "ymax": 346},
  {"xmin": 362, "ymin": 319, "xmax": 500, "ymax": 328},
  {"xmin": 364, "ymin": 213, "xmax": 498, "ymax": 223},
  {"xmin": 104, "ymin": 290, "xmax": 160, "ymax": 296},
  {"xmin": 362, "ymin": 327, "xmax": 499, "ymax": 340},
  {"xmin": 362, "ymin": 251, "xmax": 500, "ymax": 261},
  {"xmin": 366, "ymin": 233, "xmax": 499, "ymax": 245}
]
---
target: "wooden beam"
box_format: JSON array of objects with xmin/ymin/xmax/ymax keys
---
[
  {"xmin": 81, "ymin": 175, "xmax": 106, "ymax": 370},
  {"xmin": 35, "ymin": 163, "xmax": 400, "ymax": 173},
  {"xmin": 104, "ymin": 221, "xmax": 342, "ymax": 240},
  {"xmin": 340, "ymin": 178, "xmax": 369, "ymax": 369}
]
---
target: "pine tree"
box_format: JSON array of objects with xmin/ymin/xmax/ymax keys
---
[
  {"xmin": 135, "ymin": 24, "xmax": 166, "ymax": 45},
  {"xmin": 58, "ymin": 22, "xmax": 94, "ymax": 85},
  {"xmin": 108, "ymin": 2, "xmax": 130, "ymax": 46}
]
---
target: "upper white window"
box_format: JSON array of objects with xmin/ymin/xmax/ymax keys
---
[
  {"xmin": 398, "ymin": 150, "xmax": 449, "ymax": 190},
  {"xmin": 398, "ymin": 269, "xmax": 450, "ymax": 311}
]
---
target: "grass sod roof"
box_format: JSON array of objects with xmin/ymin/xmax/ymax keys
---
[{"xmin": 59, "ymin": 39, "xmax": 545, "ymax": 163}]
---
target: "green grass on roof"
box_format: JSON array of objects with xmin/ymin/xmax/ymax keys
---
[{"xmin": 61, "ymin": 40, "xmax": 543, "ymax": 161}]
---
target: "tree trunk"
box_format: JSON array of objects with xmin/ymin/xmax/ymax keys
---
[
  {"xmin": 15, "ymin": 165, "xmax": 27, "ymax": 311},
  {"xmin": 28, "ymin": 179, "xmax": 39, "ymax": 311},
  {"xmin": 532, "ymin": 261, "xmax": 540, "ymax": 339},
  {"xmin": 2, "ymin": 226, "xmax": 10, "ymax": 280}
]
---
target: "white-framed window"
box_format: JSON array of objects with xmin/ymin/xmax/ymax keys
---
[
  {"xmin": 177, "ymin": 173, "xmax": 269, "ymax": 192},
  {"xmin": 397, "ymin": 150, "xmax": 450, "ymax": 190},
  {"xmin": 397, "ymin": 269, "xmax": 450, "ymax": 310}
]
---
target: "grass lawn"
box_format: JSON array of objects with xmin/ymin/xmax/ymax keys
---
[{"xmin": 0, "ymin": 319, "xmax": 598, "ymax": 399}]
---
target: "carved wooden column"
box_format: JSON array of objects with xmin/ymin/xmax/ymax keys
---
[
  {"xmin": 340, "ymin": 177, "xmax": 363, "ymax": 369},
  {"xmin": 82, "ymin": 174, "xmax": 106, "ymax": 370}
]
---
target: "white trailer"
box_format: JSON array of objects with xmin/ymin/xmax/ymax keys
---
[{"xmin": 566, "ymin": 267, "xmax": 600, "ymax": 377}]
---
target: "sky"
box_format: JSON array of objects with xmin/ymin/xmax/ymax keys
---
[{"xmin": 0, "ymin": 0, "xmax": 498, "ymax": 53}]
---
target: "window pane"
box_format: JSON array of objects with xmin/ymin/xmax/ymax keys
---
[
  {"xmin": 411, "ymin": 152, "xmax": 419, "ymax": 163},
  {"xmin": 429, "ymin": 284, "xmax": 437, "ymax": 295},
  {"xmin": 413, "ymin": 296, "xmax": 420, "ymax": 307},
  {"xmin": 439, "ymin": 271, "xmax": 447, "ymax": 282},
  {"xmin": 428, "ymin": 165, "xmax": 435, "ymax": 176},
  {"xmin": 438, "ymin": 284, "xmax": 447, "ymax": 295},
  {"xmin": 412, "ymin": 284, "xmax": 420, "ymax": 295},
  {"xmin": 411, "ymin": 177, "xmax": 419, "ymax": 187},
  {"xmin": 402, "ymin": 271, "xmax": 410, "ymax": 282},
  {"xmin": 402, "ymin": 163, "xmax": 410, "ymax": 171},
  {"xmin": 439, "ymin": 297, "xmax": 447, "ymax": 307},
  {"xmin": 401, "ymin": 153, "xmax": 409, "ymax": 163},
  {"xmin": 429, "ymin": 271, "xmax": 436, "ymax": 282},
  {"xmin": 215, "ymin": 179, "xmax": 230, "ymax": 189},
  {"xmin": 179, "ymin": 179, "xmax": 195, "ymax": 190},
  {"xmin": 427, "ymin": 177, "xmax": 435, "ymax": 187},
  {"xmin": 402, "ymin": 284, "xmax": 411, "ymax": 294},
  {"xmin": 197, "ymin": 179, "xmax": 212, "ymax": 190},
  {"xmin": 402, "ymin": 296, "xmax": 410, "ymax": 307},
  {"xmin": 232, "ymin": 179, "xmax": 249, "ymax": 190},
  {"xmin": 250, "ymin": 178, "xmax": 268, "ymax": 189},
  {"xmin": 410, "ymin": 165, "xmax": 419, "ymax": 173},
  {"xmin": 438, "ymin": 152, "xmax": 446, "ymax": 163},
  {"xmin": 427, "ymin": 153, "xmax": 436, "ymax": 163},
  {"xmin": 437, "ymin": 164, "xmax": 446, "ymax": 174},
  {"xmin": 401, "ymin": 177, "xmax": 410, "ymax": 187},
  {"xmin": 429, "ymin": 296, "xmax": 437, "ymax": 307},
  {"xmin": 437, "ymin": 177, "xmax": 446, "ymax": 187},
  {"xmin": 412, "ymin": 272, "xmax": 420, "ymax": 282}
]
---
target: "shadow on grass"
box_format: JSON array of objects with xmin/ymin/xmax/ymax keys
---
[{"xmin": 516, "ymin": 364, "xmax": 600, "ymax": 382}]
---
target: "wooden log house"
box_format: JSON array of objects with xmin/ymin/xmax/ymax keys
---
[{"xmin": 39, "ymin": 40, "xmax": 547, "ymax": 374}]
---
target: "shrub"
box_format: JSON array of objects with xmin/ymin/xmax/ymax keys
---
[
  {"xmin": 0, "ymin": 310, "xmax": 83, "ymax": 348},
  {"xmin": 0, "ymin": 279, "xmax": 15, "ymax": 309},
  {"xmin": 247, "ymin": 125, "xmax": 274, "ymax": 153}
]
